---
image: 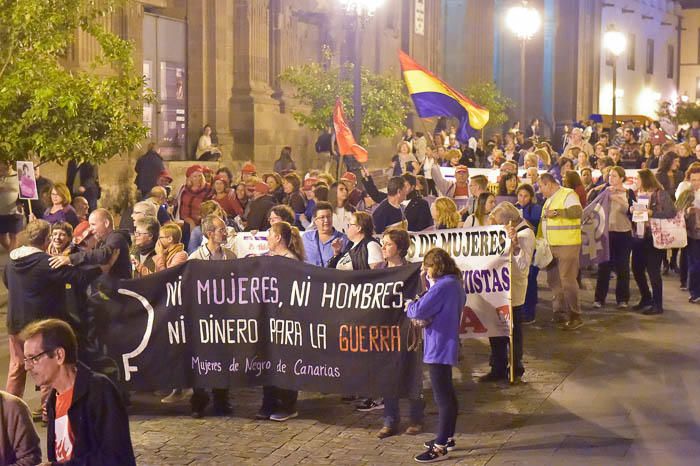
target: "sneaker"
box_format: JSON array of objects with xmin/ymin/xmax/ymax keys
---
[
  {"xmin": 356, "ymin": 398, "xmax": 384, "ymax": 412},
  {"xmin": 415, "ymin": 445, "xmax": 448, "ymax": 463},
  {"xmin": 632, "ymin": 301, "xmax": 653, "ymax": 312},
  {"xmin": 642, "ymin": 307, "xmax": 663, "ymax": 315},
  {"xmin": 161, "ymin": 388, "xmax": 193, "ymax": 404},
  {"xmin": 681, "ymin": 285, "xmax": 688, "ymax": 291},
  {"xmin": 423, "ymin": 438, "xmax": 456, "ymax": 452},
  {"xmin": 478, "ymin": 372, "xmax": 507, "ymax": 383},
  {"xmin": 270, "ymin": 411, "xmax": 298, "ymax": 422},
  {"xmin": 255, "ymin": 409, "xmax": 271, "ymax": 420},
  {"xmin": 522, "ymin": 318, "xmax": 536, "ymax": 325},
  {"xmin": 616, "ymin": 302, "xmax": 628, "ymax": 309},
  {"xmin": 592, "ymin": 301, "xmax": 603, "ymax": 309},
  {"xmin": 689, "ymin": 296, "xmax": 700, "ymax": 304},
  {"xmin": 405, "ymin": 424, "xmax": 423, "ymax": 435},
  {"xmin": 377, "ymin": 426, "xmax": 397, "ymax": 439},
  {"xmin": 562, "ymin": 319, "xmax": 584, "ymax": 330}
]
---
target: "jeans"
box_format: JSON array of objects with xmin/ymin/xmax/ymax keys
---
[
  {"xmin": 261, "ymin": 386, "xmax": 298, "ymax": 415},
  {"xmin": 547, "ymin": 244, "xmax": 582, "ymax": 320},
  {"xmin": 522, "ymin": 265, "xmax": 539, "ymax": 322},
  {"xmin": 594, "ymin": 231, "xmax": 632, "ymax": 304},
  {"xmin": 383, "ymin": 395, "xmax": 425, "ymax": 429},
  {"xmin": 631, "ymin": 236, "xmax": 665, "ymax": 309},
  {"xmin": 688, "ymin": 238, "xmax": 700, "ymax": 299},
  {"xmin": 680, "ymin": 245, "xmax": 689, "ymax": 288},
  {"xmin": 427, "ymin": 364, "xmax": 458, "ymax": 446},
  {"xmin": 487, "ymin": 305, "xmax": 524, "ymax": 376}
]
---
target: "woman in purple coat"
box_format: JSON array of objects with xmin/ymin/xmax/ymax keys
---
[{"xmin": 407, "ymin": 247, "xmax": 466, "ymax": 463}]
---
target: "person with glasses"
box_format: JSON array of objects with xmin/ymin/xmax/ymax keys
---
[
  {"xmin": 21, "ymin": 318, "xmax": 136, "ymax": 465},
  {"xmin": 154, "ymin": 223, "xmax": 188, "ymax": 272},
  {"xmin": 130, "ymin": 216, "xmax": 160, "ymax": 278},
  {"xmin": 301, "ymin": 201, "xmax": 348, "ymax": 268},
  {"xmin": 329, "ymin": 211, "xmax": 382, "ymax": 271}
]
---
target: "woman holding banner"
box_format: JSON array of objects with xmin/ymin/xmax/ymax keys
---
[
  {"xmin": 257, "ymin": 221, "xmax": 305, "ymax": 422},
  {"xmin": 376, "ymin": 228, "xmax": 425, "ymax": 439},
  {"xmin": 408, "ymin": 248, "xmax": 466, "ymax": 463},
  {"xmin": 516, "ymin": 184, "xmax": 542, "ymax": 324}
]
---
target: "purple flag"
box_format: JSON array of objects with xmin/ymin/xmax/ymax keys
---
[{"xmin": 580, "ymin": 188, "xmax": 611, "ymax": 267}]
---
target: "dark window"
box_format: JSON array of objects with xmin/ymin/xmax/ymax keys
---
[
  {"xmin": 627, "ymin": 34, "xmax": 635, "ymax": 70},
  {"xmin": 667, "ymin": 44, "xmax": 674, "ymax": 79},
  {"xmin": 646, "ymin": 39, "xmax": 654, "ymax": 75}
]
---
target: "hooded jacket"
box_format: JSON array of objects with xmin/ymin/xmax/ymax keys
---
[{"xmin": 3, "ymin": 247, "xmax": 100, "ymax": 335}]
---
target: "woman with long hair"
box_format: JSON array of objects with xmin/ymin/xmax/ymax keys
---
[
  {"xmin": 631, "ymin": 169, "xmax": 677, "ymax": 315},
  {"xmin": 593, "ymin": 166, "xmax": 635, "ymax": 309},
  {"xmin": 230, "ymin": 183, "xmax": 249, "ymax": 218},
  {"xmin": 257, "ymin": 221, "xmax": 305, "ymax": 422},
  {"xmin": 273, "ymin": 146, "xmax": 297, "ymax": 174},
  {"xmin": 464, "ymin": 192, "xmax": 496, "ymax": 227},
  {"xmin": 209, "ymin": 175, "xmax": 239, "ymax": 220},
  {"xmin": 563, "ymin": 171, "xmax": 588, "ymax": 208},
  {"xmin": 282, "ymin": 173, "xmax": 306, "ymax": 226},
  {"xmin": 262, "ymin": 172, "xmax": 285, "ymax": 204},
  {"xmin": 498, "ymin": 173, "xmax": 519, "ymax": 197},
  {"xmin": 656, "ymin": 152, "xmax": 683, "ymax": 201},
  {"xmin": 328, "ymin": 181, "xmax": 356, "ymax": 234},
  {"xmin": 408, "ymin": 247, "xmax": 466, "ymax": 462},
  {"xmin": 376, "ymin": 228, "xmax": 425, "ymax": 438},
  {"xmin": 43, "ymin": 183, "xmax": 80, "ymax": 227},
  {"xmin": 516, "ymin": 184, "xmax": 542, "ymax": 324},
  {"xmin": 431, "ymin": 197, "xmax": 461, "ymax": 229}
]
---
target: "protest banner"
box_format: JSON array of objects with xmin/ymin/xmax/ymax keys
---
[
  {"xmin": 17, "ymin": 161, "xmax": 38, "ymax": 201},
  {"xmin": 581, "ymin": 188, "xmax": 611, "ymax": 267},
  {"xmin": 97, "ymin": 256, "xmax": 422, "ymax": 398},
  {"xmin": 405, "ymin": 225, "xmax": 512, "ymax": 338}
]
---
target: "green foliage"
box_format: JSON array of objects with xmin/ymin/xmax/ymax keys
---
[
  {"xmin": 659, "ymin": 100, "xmax": 700, "ymax": 126},
  {"xmin": 280, "ymin": 61, "xmax": 410, "ymax": 145},
  {"xmin": 463, "ymin": 82, "xmax": 513, "ymax": 135},
  {"xmin": 0, "ymin": 0, "xmax": 153, "ymax": 164}
]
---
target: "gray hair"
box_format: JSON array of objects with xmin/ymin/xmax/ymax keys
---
[
  {"xmin": 134, "ymin": 216, "xmax": 160, "ymax": 239},
  {"xmin": 133, "ymin": 200, "xmax": 157, "ymax": 217},
  {"xmin": 201, "ymin": 214, "xmax": 224, "ymax": 238},
  {"xmin": 490, "ymin": 202, "xmax": 522, "ymax": 226}
]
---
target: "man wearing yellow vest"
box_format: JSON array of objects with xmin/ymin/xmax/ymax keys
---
[{"xmin": 538, "ymin": 174, "xmax": 583, "ymax": 330}]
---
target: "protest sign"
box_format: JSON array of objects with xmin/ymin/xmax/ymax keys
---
[
  {"xmin": 98, "ymin": 256, "xmax": 422, "ymax": 398},
  {"xmin": 17, "ymin": 161, "xmax": 38, "ymax": 200},
  {"xmin": 405, "ymin": 225, "xmax": 512, "ymax": 338},
  {"xmin": 580, "ymin": 188, "xmax": 611, "ymax": 267}
]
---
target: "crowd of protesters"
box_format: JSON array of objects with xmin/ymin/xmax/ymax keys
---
[{"xmin": 0, "ymin": 115, "xmax": 699, "ymax": 463}]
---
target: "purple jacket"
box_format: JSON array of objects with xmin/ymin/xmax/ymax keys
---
[{"xmin": 407, "ymin": 274, "xmax": 466, "ymax": 366}]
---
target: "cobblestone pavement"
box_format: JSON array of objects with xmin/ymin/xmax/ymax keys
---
[{"xmin": 7, "ymin": 265, "xmax": 699, "ymax": 465}]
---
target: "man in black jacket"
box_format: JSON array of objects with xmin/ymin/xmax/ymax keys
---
[
  {"xmin": 134, "ymin": 143, "xmax": 165, "ymax": 199},
  {"xmin": 49, "ymin": 208, "xmax": 132, "ymax": 283},
  {"xmin": 20, "ymin": 319, "xmax": 135, "ymax": 466},
  {"xmin": 3, "ymin": 220, "xmax": 100, "ymax": 406},
  {"xmin": 401, "ymin": 173, "xmax": 433, "ymax": 232}
]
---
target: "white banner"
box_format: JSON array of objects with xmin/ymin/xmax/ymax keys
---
[{"xmin": 406, "ymin": 225, "xmax": 512, "ymax": 338}]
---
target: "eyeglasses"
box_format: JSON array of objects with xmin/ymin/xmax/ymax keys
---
[
  {"xmin": 158, "ymin": 236, "xmax": 173, "ymax": 241},
  {"xmin": 315, "ymin": 215, "xmax": 332, "ymax": 222},
  {"xmin": 134, "ymin": 231, "xmax": 150, "ymax": 236},
  {"xmin": 23, "ymin": 349, "xmax": 54, "ymax": 366}
]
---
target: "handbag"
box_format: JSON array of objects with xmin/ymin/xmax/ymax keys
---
[
  {"xmin": 533, "ymin": 237, "xmax": 553, "ymax": 268},
  {"xmin": 649, "ymin": 211, "xmax": 688, "ymax": 249}
]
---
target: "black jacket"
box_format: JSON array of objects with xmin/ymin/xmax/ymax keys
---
[
  {"xmin": 404, "ymin": 192, "xmax": 433, "ymax": 232},
  {"xmin": 69, "ymin": 230, "xmax": 132, "ymax": 281},
  {"xmin": 328, "ymin": 236, "xmax": 379, "ymax": 270},
  {"xmin": 66, "ymin": 161, "xmax": 101, "ymax": 210},
  {"xmin": 245, "ymin": 195, "xmax": 276, "ymax": 231},
  {"xmin": 3, "ymin": 247, "xmax": 100, "ymax": 334},
  {"xmin": 47, "ymin": 362, "xmax": 135, "ymax": 466},
  {"xmin": 134, "ymin": 150, "xmax": 165, "ymax": 197}
]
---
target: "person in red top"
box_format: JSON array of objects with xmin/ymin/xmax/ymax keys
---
[
  {"xmin": 176, "ymin": 165, "xmax": 211, "ymax": 229},
  {"xmin": 209, "ymin": 174, "xmax": 239, "ymax": 220},
  {"xmin": 21, "ymin": 318, "xmax": 135, "ymax": 466}
]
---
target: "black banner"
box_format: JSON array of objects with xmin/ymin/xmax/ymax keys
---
[{"xmin": 97, "ymin": 257, "xmax": 423, "ymax": 398}]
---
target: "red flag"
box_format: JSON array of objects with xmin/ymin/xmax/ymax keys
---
[{"xmin": 332, "ymin": 98, "xmax": 368, "ymax": 163}]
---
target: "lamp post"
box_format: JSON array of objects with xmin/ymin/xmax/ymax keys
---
[
  {"xmin": 506, "ymin": 0, "xmax": 541, "ymax": 131},
  {"xmin": 339, "ymin": 0, "xmax": 383, "ymax": 141},
  {"xmin": 603, "ymin": 24, "xmax": 627, "ymax": 139}
]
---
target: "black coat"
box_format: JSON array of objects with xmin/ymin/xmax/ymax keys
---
[
  {"xmin": 47, "ymin": 362, "xmax": 136, "ymax": 466},
  {"xmin": 134, "ymin": 150, "xmax": 165, "ymax": 197},
  {"xmin": 3, "ymin": 247, "xmax": 100, "ymax": 335},
  {"xmin": 404, "ymin": 192, "xmax": 433, "ymax": 232},
  {"xmin": 245, "ymin": 195, "xmax": 276, "ymax": 231},
  {"xmin": 69, "ymin": 230, "xmax": 132, "ymax": 281}
]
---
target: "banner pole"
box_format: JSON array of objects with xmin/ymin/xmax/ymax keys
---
[{"xmin": 509, "ymin": 239, "xmax": 515, "ymax": 385}]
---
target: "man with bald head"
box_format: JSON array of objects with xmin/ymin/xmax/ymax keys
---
[{"xmin": 49, "ymin": 208, "xmax": 132, "ymax": 281}]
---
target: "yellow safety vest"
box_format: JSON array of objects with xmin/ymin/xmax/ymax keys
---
[{"xmin": 539, "ymin": 187, "xmax": 581, "ymax": 246}]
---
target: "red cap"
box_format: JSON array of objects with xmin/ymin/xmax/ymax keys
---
[
  {"xmin": 455, "ymin": 165, "xmax": 468, "ymax": 174},
  {"xmin": 73, "ymin": 221, "xmax": 93, "ymax": 245},
  {"xmin": 213, "ymin": 174, "xmax": 228, "ymax": 184},
  {"xmin": 186, "ymin": 164, "xmax": 204, "ymax": 178},
  {"xmin": 158, "ymin": 170, "xmax": 173, "ymax": 182},
  {"xmin": 241, "ymin": 162, "xmax": 257, "ymax": 174},
  {"xmin": 303, "ymin": 177, "xmax": 319, "ymax": 191},
  {"xmin": 253, "ymin": 182, "xmax": 269, "ymax": 195},
  {"xmin": 340, "ymin": 172, "xmax": 357, "ymax": 183}
]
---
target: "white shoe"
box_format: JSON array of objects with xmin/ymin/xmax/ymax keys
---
[
  {"xmin": 161, "ymin": 388, "xmax": 193, "ymax": 403},
  {"xmin": 592, "ymin": 301, "xmax": 602, "ymax": 309}
]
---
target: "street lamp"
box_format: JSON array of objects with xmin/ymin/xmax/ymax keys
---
[
  {"xmin": 603, "ymin": 24, "xmax": 627, "ymax": 139},
  {"xmin": 506, "ymin": 0, "xmax": 541, "ymax": 132},
  {"xmin": 339, "ymin": 0, "xmax": 384, "ymax": 141}
]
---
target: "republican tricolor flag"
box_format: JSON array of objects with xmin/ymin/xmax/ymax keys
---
[{"xmin": 399, "ymin": 50, "xmax": 489, "ymax": 143}]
